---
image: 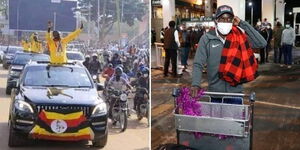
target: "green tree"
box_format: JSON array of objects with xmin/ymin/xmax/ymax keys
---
[
  {"xmin": 77, "ymin": 0, "xmax": 147, "ymax": 41},
  {"xmin": 0, "ymin": 0, "xmax": 8, "ymax": 18}
]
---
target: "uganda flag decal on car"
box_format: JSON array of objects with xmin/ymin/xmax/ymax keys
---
[{"xmin": 30, "ymin": 110, "xmax": 94, "ymax": 141}]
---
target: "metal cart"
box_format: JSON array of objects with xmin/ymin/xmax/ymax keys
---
[{"xmin": 172, "ymin": 89, "xmax": 256, "ymax": 150}]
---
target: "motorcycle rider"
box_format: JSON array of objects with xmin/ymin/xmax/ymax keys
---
[
  {"xmin": 83, "ymin": 55, "xmax": 90, "ymax": 70},
  {"xmin": 107, "ymin": 67, "xmax": 132, "ymax": 124},
  {"xmin": 111, "ymin": 53, "xmax": 122, "ymax": 67},
  {"xmin": 132, "ymin": 67, "xmax": 149, "ymax": 113},
  {"xmin": 89, "ymin": 54, "xmax": 102, "ymax": 82},
  {"xmin": 102, "ymin": 63, "xmax": 115, "ymax": 84}
]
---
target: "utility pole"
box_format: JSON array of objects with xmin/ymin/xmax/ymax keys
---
[
  {"xmin": 88, "ymin": 1, "xmax": 91, "ymax": 47},
  {"xmin": 54, "ymin": 12, "xmax": 57, "ymax": 30},
  {"xmin": 97, "ymin": 0, "xmax": 100, "ymax": 44},
  {"xmin": 116, "ymin": 0, "xmax": 121, "ymax": 47}
]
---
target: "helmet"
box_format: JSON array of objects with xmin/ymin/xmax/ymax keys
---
[
  {"xmin": 115, "ymin": 67, "xmax": 123, "ymax": 76},
  {"xmin": 142, "ymin": 67, "xmax": 149, "ymax": 75},
  {"xmin": 92, "ymin": 53, "xmax": 97, "ymax": 57},
  {"xmin": 85, "ymin": 55, "xmax": 90, "ymax": 59},
  {"xmin": 108, "ymin": 63, "xmax": 113, "ymax": 68}
]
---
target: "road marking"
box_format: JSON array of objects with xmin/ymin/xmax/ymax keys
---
[{"xmin": 256, "ymin": 101, "xmax": 300, "ymax": 110}]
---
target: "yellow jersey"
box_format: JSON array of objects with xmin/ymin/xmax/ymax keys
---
[
  {"xmin": 46, "ymin": 29, "xmax": 82, "ymax": 64},
  {"xmin": 21, "ymin": 40, "xmax": 31, "ymax": 52},
  {"xmin": 30, "ymin": 34, "xmax": 42, "ymax": 53}
]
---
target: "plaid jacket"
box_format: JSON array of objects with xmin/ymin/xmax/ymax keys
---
[{"xmin": 218, "ymin": 26, "xmax": 259, "ymax": 86}]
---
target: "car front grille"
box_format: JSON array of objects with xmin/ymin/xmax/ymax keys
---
[{"xmin": 36, "ymin": 105, "xmax": 91, "ymax": 117}]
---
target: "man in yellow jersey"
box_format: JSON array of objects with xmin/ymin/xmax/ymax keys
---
[
  {"xmin": 21, "ymin": 39, "xmax": 31, "ymax": 52},
  {"xmin": 46, "ymin": 21, "xmax": 83, "ymax": 64},
  {"xmin": 30, "ymin": 33, "xmax": 42, "ymax": 53}
]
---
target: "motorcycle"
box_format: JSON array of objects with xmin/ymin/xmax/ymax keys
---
[
  {"xmin": 108, "ymin": 88, "xmax": 130, "ymax": 132},
  {"xmin": 135, "ymin": 87, "xmax": 149, "ymax": 126}
]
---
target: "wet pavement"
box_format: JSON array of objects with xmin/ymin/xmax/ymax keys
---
[{"xmin": 151, "ymin": 47, "xmax": 300, "ymax": 150}]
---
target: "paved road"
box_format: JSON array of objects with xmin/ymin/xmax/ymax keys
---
[
  {"xmin": 0, "ymin": 66, "xmax": 149, "ymax": 150},
  {"xmin": 151, "ymin": 50, "xmax": 300, "ymax": 150}
]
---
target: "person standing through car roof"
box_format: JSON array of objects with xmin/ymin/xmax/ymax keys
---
[{"xmin": 46, "ymin": 21, "xmax": 83, "ymax": 64}]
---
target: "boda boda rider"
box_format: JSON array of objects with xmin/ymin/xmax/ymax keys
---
[
  {"xmin": 107, "ymin": 67, "xmax": 132, "ymax": 124},
  {"xmin": 46, "ymin": 21, "xmax": 83, "ymax": 64},
  {"xmin": 191, "ymin": 5, "xmax": 267, "ymax": 104}
]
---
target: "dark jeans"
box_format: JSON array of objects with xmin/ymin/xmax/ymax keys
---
[
  {"xmin": 274, "ymin": 47, "xmax": 283, "ymax": 63},
  {"xmin": 164, "ymin": 49, "xmax": 177, "ymax": 76},
  {"xmin": 211, "ymin": 97, "xmax": 243, "ymax": 105},
  {"xmin": 180, "ymin": 47, "xmax": 190, "ymax": 66},
  {"xmin": 282, "ymin": 44, "xmax": 293, "ymax": 65},
  {"xmin": 266, "ymin": 44, "xmax": 271, "ymax": 62},
  {"xmin": 260, "ymin": 47, "xmax": 266, "ymax": 64}
]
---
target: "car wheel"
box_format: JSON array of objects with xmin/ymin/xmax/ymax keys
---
[
  {"xmin": 92, "ymin": 132, "xmax": 108, "ymax": 148},
  {"xmin": 6, "ymin": 87, "xmax": 11, "ymax": 95},
  {"xmin": 8, "ymin": 122, "xmax": 30, "ymax": 147}
]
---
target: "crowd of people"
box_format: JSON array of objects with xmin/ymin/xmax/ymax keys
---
[{"xmin": 159, "ymin": 14, "xmax": 296, "ymax": 79}]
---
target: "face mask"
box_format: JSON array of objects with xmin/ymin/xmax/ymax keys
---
[
  {"xmin": 257, "ymin": 22, "xmax": 261, "ymax": 26},
  {"xmin": 205, "ymin": 29, "xmax": 210, "ymax": 32},
  {"xmin": 267, "ymin": 26, "xmax": 271, "ymax": 29},
  {"xmin": 143, "ymin": 74, "xmax": 148, "ymax": 78},
  {"xmin": 286, "ymin": 24, "xmax": 290, "ymax": 28},
  {"xmin": 217, "ymin": 22, "xmax": 233, "ymax": 35},
  {"xmin": 195, "ymin": 29, "xmax": 199, "ymax": 31}
]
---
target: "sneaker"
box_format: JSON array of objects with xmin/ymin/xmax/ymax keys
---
[
  {"xmin": 280, "ymin": 64, "xmax": 284, "ymax": 67},
  {"xmin": 287, "ymin": 65, "xmax": 292, "ymax": 69}
]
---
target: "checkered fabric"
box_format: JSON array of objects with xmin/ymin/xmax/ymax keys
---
[{"xmin": 218, "ymin": 26, "xmax": 259, "ymax": 86}]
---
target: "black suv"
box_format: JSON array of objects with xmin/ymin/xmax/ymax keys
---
[
  {"xmin": 6, "ymin": 52, "xmax": 50, "ymax": 95},
  {"xmin": 8, "ymin": 62, "xmax": 108, "ymax": 148},
  {"xmin": 3, "ymin": 46, "xmax": 23, "ymax": 69}
]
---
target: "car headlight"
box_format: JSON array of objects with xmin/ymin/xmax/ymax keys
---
[
  {"xmin": 5, "ymin": 55, "xmax": 12, "ymax": 59},
  {"xmin": 92, "ymin": 75, "xmax": 97, "ymax": 80},
  {"xmin": 120, "ymin": 93, "xmax": 127, "ymax": 101},
  {"xmin": 14, "ymin": 100, "xmax": 34, "ymax": 113},
  {"xmin": 92, "ymin": 102, "xmax": 107, "ymax": 116},
  {"xmin": 9, "ymin": 70, "xmax": 20, "ymax": 76}
]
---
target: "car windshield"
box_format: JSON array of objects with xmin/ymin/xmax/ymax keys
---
[
  {"xmin": 7, "ymin": 47, "xmax": 22, "ymax": 54},
  {"xmin": 12, "ymin": 54, "xmax": 31, "ymax": 65},
  {"xmin": 23, "ymin": 66, "xmax": 92, "ymax": 88},
  {"xmin": 67, "ymin": 53, "xmax": 84, "ymax": 60},
  {"xmin": 12, "ymin": 54, "xmax": 49, "ymax": 65}
]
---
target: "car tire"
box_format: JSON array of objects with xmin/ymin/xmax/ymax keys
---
[
  {"xmin": 6, "ymin": 87, "xmax": 11, "ymax": 95},
  {"xmin": 8, "ymin": 122, "xmax": 30, "ymax": 147},
  {"xmin": 92, "ymin": 132, "xmax": 108, "ymax": 148}
]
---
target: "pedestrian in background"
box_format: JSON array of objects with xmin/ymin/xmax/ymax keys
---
[
  {"xmin": 179, "ymin": 24, "xmax": 191, "ymax": 70},
  {"xmin": 273, "ymin": 21, "xmax": 284, "ymax": 63},
  {"xmin": 163, "ymin": 21, "xmax": 180, "ymax": 77},
  {"xmin": 266, "ymin": 23, "xmax": 273, "ymax": 63},
  {"xmin": 281, "ymin": 21, "xmax": 295, "ymax": 68},
  {"xmin": 259, "ymin": 26, "xmax": 268, "ymax": 64}
]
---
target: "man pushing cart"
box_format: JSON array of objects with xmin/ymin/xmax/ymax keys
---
[{"xmin": 171, "ymin": 5, "xmax": 267, "ymax": 150}]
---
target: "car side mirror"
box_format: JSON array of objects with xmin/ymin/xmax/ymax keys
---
[{"xmin": 96, "ymin": 83, "xmax": 104, "ymax": 91}]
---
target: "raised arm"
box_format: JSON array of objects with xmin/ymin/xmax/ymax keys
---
[{"xmin": 63, "ymin": 23, "xmax": 83, "ymax": 43}]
